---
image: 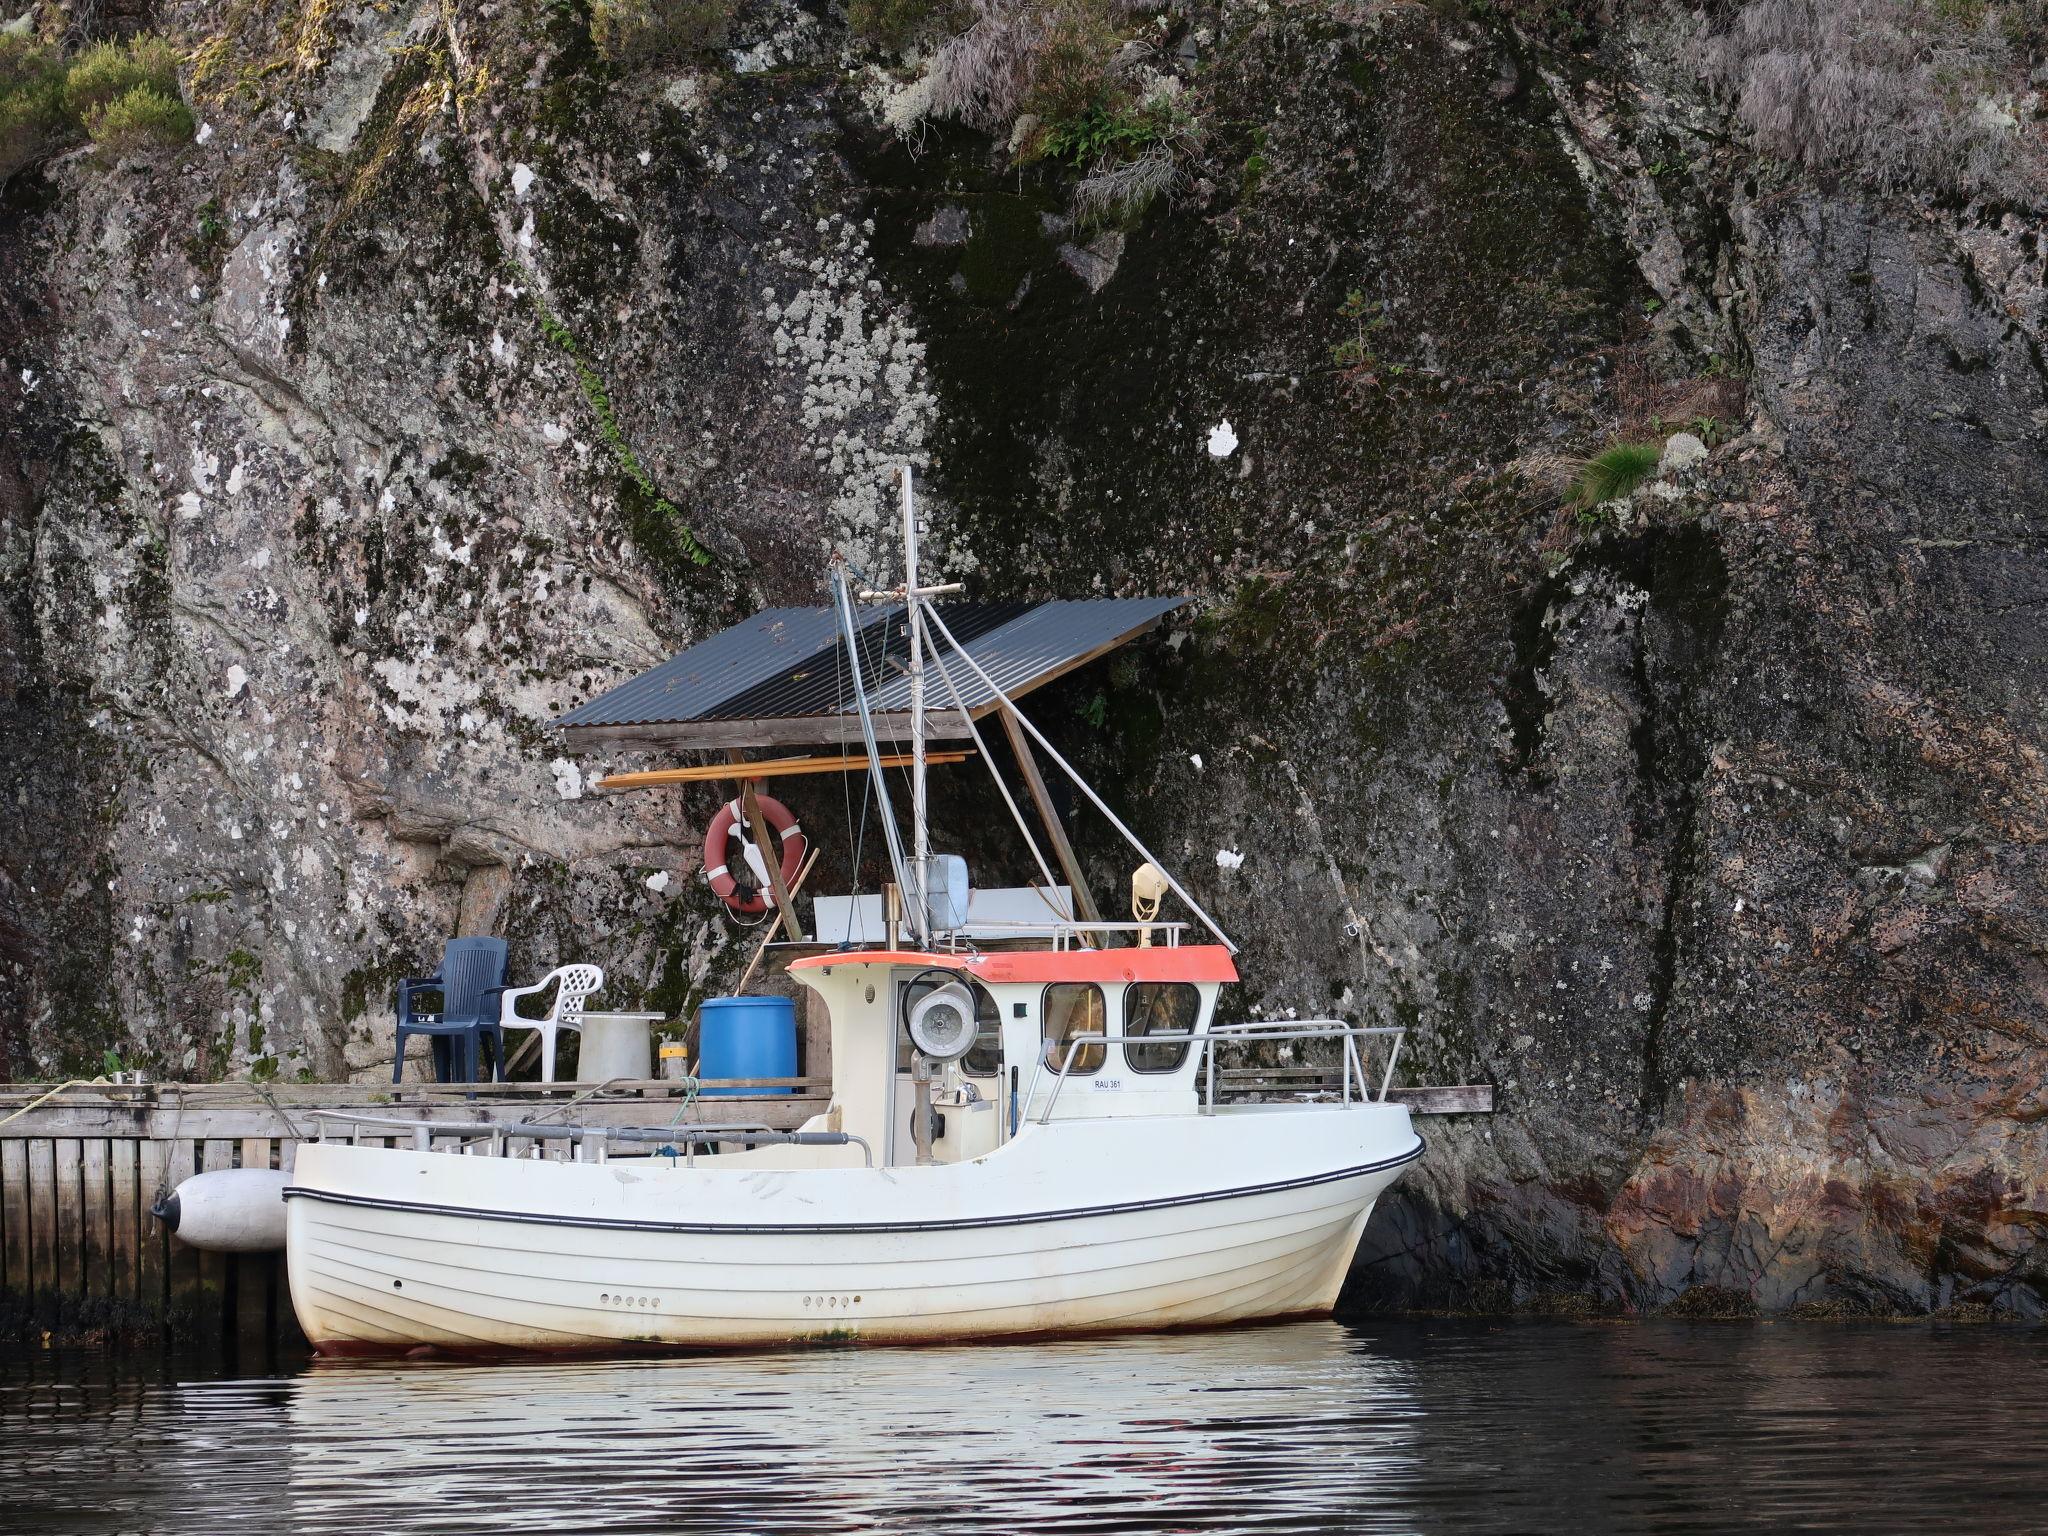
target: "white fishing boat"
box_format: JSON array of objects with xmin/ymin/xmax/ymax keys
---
[{"xmin": 284, "ymin": 472, "xmax": 1423, "ymax": 1354}]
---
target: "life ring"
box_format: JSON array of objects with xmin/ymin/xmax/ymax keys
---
[{"xmin": 702, "ymin": 794, "xmax": 806, "ymax": 915}]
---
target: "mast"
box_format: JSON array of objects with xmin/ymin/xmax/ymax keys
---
[
  {"xmin": 904, "ymin": 467, "xmax": 929, "ymax": 929},
  {"xmin": 830, "ymin": 561, "xmax": 915, "ymax": 917}
]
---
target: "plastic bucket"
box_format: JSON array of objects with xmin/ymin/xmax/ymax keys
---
[{"xmin": 696, "ymin": 995, "xmax": 798, "ymax": 1096}]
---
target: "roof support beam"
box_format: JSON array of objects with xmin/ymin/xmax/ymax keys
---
[
  {"xmin": 998, "ymin": 704, "xmax": 1103, "ymax": 942},
  {"xmin": 559, "ymin": 713, "xmax": 977, "ymax": 756},
  {"xmin": 595, "ymin": 751, "xmax": 972, "ymax": 791}
]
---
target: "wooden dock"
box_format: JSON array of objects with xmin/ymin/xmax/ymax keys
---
[{"xmin": 0, "ymin": 1078, "xmax": 827, "ymax": 1353}]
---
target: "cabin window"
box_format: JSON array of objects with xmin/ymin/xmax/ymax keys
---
[
  {"xmin": 1123, "ymin": 983, "xmax": 1199, "ymax": 1073},
  {"xmin": 964, "ymin": 986, "xmax": 1002, "ymax": 1076},
  {"xmin": 1041, "ymin": 983, "xmax": 1106, "ymax": 1075}
]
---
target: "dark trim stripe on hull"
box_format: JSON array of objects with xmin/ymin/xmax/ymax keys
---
[{"xmin": 284, "ymin": 1139, "xmax": 1426, "ymax": 1237}]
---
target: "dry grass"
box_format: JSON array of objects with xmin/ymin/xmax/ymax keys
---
[
  {"xmin": 1688, "ymin": 0, "xmax": 2037, "ymax": 194},
  {"xmin": 924, "ymin": 0, "xmax": 1057, "ymax": 131},
  {"xmin": 1070, "ymin": 137, "xmax": 1179, "ymax": 222}
]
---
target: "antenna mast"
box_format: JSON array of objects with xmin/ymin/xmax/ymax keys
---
[{"xmin": 904, "ymin": 467, "xmax": 929, "ymax": 933}]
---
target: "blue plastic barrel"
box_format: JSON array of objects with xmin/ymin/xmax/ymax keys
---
[{"xmin": 697, "ymin": 995, "xmax": 798, "ymax": 1096}]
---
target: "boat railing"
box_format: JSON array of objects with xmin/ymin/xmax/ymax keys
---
[
  {"xmin": 942, "ymin": 920, "xmax": 1189, "ymax": 950},
  {"xmin": 302, "ymin": 1110, "xmax": 874, "ymax": 1167},
  {"xmin": 1026, "ymin": 1020, "xmax": 1406, "ymax": 1125}
]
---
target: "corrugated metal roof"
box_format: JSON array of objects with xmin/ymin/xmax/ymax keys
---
[
  {"xmin": 555, "ymin": 596, "xmax": 1186, "ymax": 750},
  {"xmin": 865, "ymin": 599, "xmax": 1185, "ymax": 714},
  {"xmin": 554, "ymin": 606, "xmax": 860, "ymax": 730}
]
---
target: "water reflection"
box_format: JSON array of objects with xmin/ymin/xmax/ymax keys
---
[
  {"xmin": 3, "ymin": 1320, "xmax": 2046, "ymax": 1534},
  {"xmin": 272, "ymin": 1325, "xmax": 1421, "ymax": 1535}
]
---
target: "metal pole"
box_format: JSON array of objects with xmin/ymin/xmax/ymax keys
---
[
  {"xmin": 918, "ymin": 598, "xmax": 1238, "ymax": 953},
  {"xmin": 903, "ymin": 467, "xmax": 929, "ymax": 936},
  {"xmin": 831, "ymin": 562, "xmax": 915, "ymax": 909}
]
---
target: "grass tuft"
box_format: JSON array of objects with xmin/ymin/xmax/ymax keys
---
[{"xmin": 1569, "ymin": 440, "xmax": 1663, "ymax": 511}]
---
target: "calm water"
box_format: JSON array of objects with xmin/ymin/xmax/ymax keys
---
[{"xmin": 2, "ymin": 1319, "xmax": 2044, "ymax": 1534}]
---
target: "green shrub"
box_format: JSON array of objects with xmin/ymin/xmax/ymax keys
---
[
  {"xmin": 1569, "ymin": 440, "xmax": 1664, "ymax": 511},
  {"xmin": 3, "ymin": 33, "xmax": 191, "ymax": 174},
  {"xmin": 590, "ymin": 0, "xmax": 737, "ymax": 64},
  {"xmin": 0, "ymin": 36, "xmax": 69, "ymax": 178},
  {"xmin": 60, "ymin": 35, "xmax": 182, "ymax": 126},
  {"xmin": 87, "ymin": 84, "xmax": 194, "ymax": 153}
]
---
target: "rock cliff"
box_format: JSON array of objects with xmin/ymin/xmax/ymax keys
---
[{"xmin": 2, "ymin": 0, "xmax": 2043, "ymax": 1314}]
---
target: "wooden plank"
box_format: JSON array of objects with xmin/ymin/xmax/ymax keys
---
[
  {"xmin": 163, "ymin": 1140, "xmax": 202, "ymax": 1321},
  {"xmin": 109, "ymin": 1137, "xmax": 139, "ymax": 1308},
  {"xmin": 27, "ymin": 1140, "xmax": 56, "ymax": 1303},
  {"xmin": 561, "ymin": 711, "xmax": 967, "ymax": 754},
  {"xmin": 55, "ymin": 1138, "xmax": 83, "ymax": 1299},
  {"xmin": 1388, "ymin": 1084, "xmax": 1496, "ymax": 1115},
  {"xmin": 740, "ymin": 775, "xmax": 806, "ymax": 942},
  {"xmin": 998, "ymin": 705, "xmax": 1103, "ymax": 936},
  {"xmin": 137, "ymin": 1137, "xmax": 169, "ymax": 1316},
  {"xmin": 1, "ymin": 1140, "xmax": 27, "ymax": 1296},
  {"xmin": 0, "ymin": 1089, "xmax": 831, "ymax": 1139},
  {"xmin": 80, "ymin": 1139, "xmax": 109, "ymax": 1300},
  {"xmin": 196, "ymin": 1140, "xmax": 235, "ymax": 1327},
  {"xmin": 234, "ymin": 1253, "xmax": 272, "ymax": 1368},
  {"xmin": 598, "ymin": 750, "xmax": 972, "ymax": 790}
]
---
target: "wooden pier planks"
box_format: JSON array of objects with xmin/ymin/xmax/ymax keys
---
[
  {"xmin": 109, "ymin": 1137, "xmax": 139, "ymax": 1308},
  {"xmin": 0, "ymin": 1141, "xmax": 26, "ymax": 1298},
  {"xmin": 81, "ymin": 1139, "xmax": 109, "ymax": 1301},
  {"xmin": 27, "ymin": 1140, "xmax": 55, "ymax": 1306},
  {"xmin": 162, "ymin": 1138, "xmax": 201, "ymax": 1321},
  {"xmin": 0, "ymin": 1081, "xmax": 833, "ymax": 1338},
  {"xmin": 136, "ymin": 1136, "xmax": 169, "ymax": 1317}
]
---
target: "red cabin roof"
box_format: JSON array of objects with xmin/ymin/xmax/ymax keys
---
[{"xmin": 788, "ymin": 946, "xmax": 1239, "ymax": 986}]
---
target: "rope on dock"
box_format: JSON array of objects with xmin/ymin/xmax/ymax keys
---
[{"xmin": 0, "ymin": 1078, "xmax": 112, "ymax": 1131}]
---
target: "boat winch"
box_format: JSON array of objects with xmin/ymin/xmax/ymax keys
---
[{"xmin": 905, "ymin": 973, "xmax": 978, "ymax": 1062}]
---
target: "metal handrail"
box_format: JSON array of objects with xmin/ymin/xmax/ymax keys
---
[
  {"xmin": 1024, "ymin": 1021, "xmax": 1406, "ymax": 1125},
  {"xmin": 303, "ymin": 1110, "xmax": 873, "ymax": 1167},
  {"xmin": 948, "ymin": 920, "xmax": 1190, "ymax": 949}
]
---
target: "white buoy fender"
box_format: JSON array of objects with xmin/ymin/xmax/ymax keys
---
[{"xmin": 152, "ymin": 1168, "xmax": 289, "ymax": 1252}]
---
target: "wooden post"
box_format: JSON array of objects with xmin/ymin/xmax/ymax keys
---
[
  {"xmin": 81, "ymin": 1138, "xmax": 108, "ymax": 1301},
  {"xmin": 137, "ymin": 1137, "xmax": 168, "ymax": 1317},
  {"xmin": 28, "ymin": 1139, "xmax": 55, "ymax": 1304},
  {"xmin": 998, "ymin": 705, "xmax": 1104, "ymax": 937},
  {"xmin": 164, "ymin": 1139, "xmax": 201, "ymax": 1323},
  {"xmin": 109, "ymin": 1138, "xmax": 139, "ymax": 1308},
  {"xmin": 237, "ymin": 1138, "xmax": 273, "ymax": 1351},
  {"xmin": 742, "ymin": 778, "xmax": 805, "ymax": 943},
  {"xmin": 54, "ymin": 1138, "xmax": 82, "ymax": 1300},
  {"xmin": 1, "ymin": 1140, "xmax": 27, "ymax": 1297}
]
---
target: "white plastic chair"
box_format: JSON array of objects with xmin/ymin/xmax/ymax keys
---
[{"xmin": 498, "ymin": 964, "xmax": 605, "ymax": 1083}]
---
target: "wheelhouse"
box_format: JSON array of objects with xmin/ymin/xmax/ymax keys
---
[{"xmin": 783, "ymin": 937, "xmax": 1239, "ymax": 1168}]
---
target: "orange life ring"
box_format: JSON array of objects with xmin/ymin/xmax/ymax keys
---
[{"xmin": 702, "ymin": 794, "xmax": 807, "ymax": 915}]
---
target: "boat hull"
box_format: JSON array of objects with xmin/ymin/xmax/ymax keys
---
[{"xmin": 285, "ymin": 1106, "xmax": 1421, "ymax": 1354}]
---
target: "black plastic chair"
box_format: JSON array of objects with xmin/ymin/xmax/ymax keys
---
[{"xmin": 393, "ymin": 937, "xmax": 509, "ymax": 1083}]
